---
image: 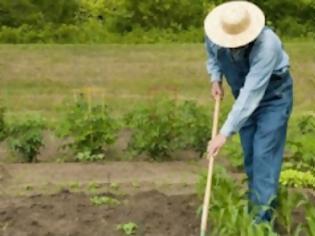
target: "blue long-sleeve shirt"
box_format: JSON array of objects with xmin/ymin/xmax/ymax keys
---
[{"xmin": 205, "ymin": 27, "xmax": 290, "ymax": 137}]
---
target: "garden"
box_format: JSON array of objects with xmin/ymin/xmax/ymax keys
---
[{"xmin": 0, "ymin": 0, "xmax": 315, "ymax": 235}]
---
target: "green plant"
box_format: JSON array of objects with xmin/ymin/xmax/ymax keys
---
[
  {"xmin": 7, "ymin": 114, "xmax": 45, "ymax": 162},
  {"xmin": 116, "ymin": 222, "xmax": 138, "ymax": 235},
  {"xmin": 297, "ymin": 113, "xmax": 315, "ymax": 134},
  {"xmin": 110, "ymin": 182, "xmax": 120, "ymax": 190},
  {"xmin": 58, "ymin": 94, "xmax": 119, "ymax": 157},
  {"xmin": 286, "ymin": 113, "xmax": 315, "ymax": 168},
  {"xmin": 76, "ymin": 151, "xmax": 105, "ymax": 162},
  {"xmin": 280, "ymin": 169, "xmax": 315, "ymax": 189},
  {"xmin": 306, "ymin": 204, "xmax": 315, "ymax": 236},
  {"xmin": 90, "ymin": 195, "xmax": 120, "ymax": 206},
  {"xmin": 196, "ymin": 166, "xmax": 279, "ymax": 235},
  {"xmin": 68, "ymin": 182, "xmax": 80, "ymax": 190},
  {"xmin": 0, "ymin": 105, "xmax": 6, "ymax": 141},
  {"xmin": 126, "ymin": 99, "xmax": 212, "ymax": 160},
  {"xmin": 277, "ymin": 188, "xmax": 307, "ymax": 235},
  {"xmin": 87, "ymin": 182, "xmax": 102, "ymax": 194},
  {"xmin": 222, "ymin": 136, "xmax": 243, "ymax": 170},
  {"xmin": 126, "ymin": 99, "xmax": 181, "ymax": 160},
  {"xmin": 176, "ymin": 101, "xmax": 211, "ymax": 156}
]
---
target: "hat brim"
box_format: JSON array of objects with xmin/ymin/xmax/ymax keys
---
[{"xmin": 204, "ymin": 1, "xmax": 265, "ymax": 48}]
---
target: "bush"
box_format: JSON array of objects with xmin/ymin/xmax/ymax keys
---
[
  {"xmin": 125, "ymin": 99, "xmax": 180, "ymax": 160},
  {"xmin": 126, "ymin": 99, "xmax": 211, "ymax": 160},
  {"xmin": 7, "ymin": 114, "xmax": 45, "ymax": 162},
  {"xmin": 176, "ymin": 101, "xmax": 211, "ymax": 156},
  {"xmin": 286, "ymin": 113, "xmax": 315, "ymax": 168},
  {"xmin": 58, "ymin": 94, "xmax": 119, "ymax": 157}
]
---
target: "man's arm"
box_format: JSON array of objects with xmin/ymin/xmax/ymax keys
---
[
  {"xmin": 205, "ymin": 37, "xmax": 223, "ymax": 83},
  {"xmin": 205, "ymin": 37, "xmax": 224, "ymax": 99},
  {"xmin": 220, "ymin": 36, "xmax": 280, "ymax": 137}
]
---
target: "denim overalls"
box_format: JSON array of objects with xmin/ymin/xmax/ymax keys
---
[{"xmin": 218, "ymin": 42, "xmax": 293, "ymax": 221}]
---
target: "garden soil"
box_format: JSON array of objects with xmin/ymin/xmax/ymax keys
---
[{"xmin": 0, "ymin": 189, "xmax": 200, "ymax": 236}]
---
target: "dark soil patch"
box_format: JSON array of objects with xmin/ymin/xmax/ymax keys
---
[{"xmin": 0, "ymin": 190, "xmax": 200, "ymax": 236}]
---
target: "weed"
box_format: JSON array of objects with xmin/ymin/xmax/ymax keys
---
[
  {"xmin": 90, "ymin": 195, "xmax": 120, "ymax": 206},
  {"xmin": 7, "ymin": 114, "xmax": 45, "ymax": 162},
  {"xmin": 116, "ymin": 222, "xmax": 138, "ymax": 235}
]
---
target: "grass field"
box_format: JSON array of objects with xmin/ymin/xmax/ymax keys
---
[{"xmin": 0, "ymin": 42, "xmax": 314, "ymax": 121}]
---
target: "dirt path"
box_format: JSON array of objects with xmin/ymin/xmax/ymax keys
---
[{"xmin": 0, "ymin": 161, "xmax": 206, "ymax": 196}]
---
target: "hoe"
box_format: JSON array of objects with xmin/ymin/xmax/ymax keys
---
[{"xmin": 200, "ymin": 97, "xmax": 221, "ymax": 236}]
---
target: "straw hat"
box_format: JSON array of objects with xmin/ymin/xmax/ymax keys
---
[{"xmin": 204, "ymin": 1, "xmax": 265, "ymax": 48}]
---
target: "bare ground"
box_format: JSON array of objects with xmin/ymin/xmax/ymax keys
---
[{"xmin": 0, "ymin": 161, "xmax": 204, "ymax": 236}]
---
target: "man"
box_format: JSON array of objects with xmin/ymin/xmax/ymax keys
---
[{"xmin": 205, "ymin": 1, "xmax": 293, "ymax": 222}]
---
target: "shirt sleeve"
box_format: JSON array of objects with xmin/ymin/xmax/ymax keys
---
[
  {"xmin": 220, "ymin": 38, "xmax": 280, "ymax": 137},
  {"xmin": 205, "ymin": 38, "xmax": 222, "ymax": 83}
]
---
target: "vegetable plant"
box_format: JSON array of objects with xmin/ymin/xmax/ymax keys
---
[
  {"xmin": 280, "ymin": 169, "xmax": 315, "ymax": 189},
  {"xmin": 125, "ymin": 99, "xmax": 180, "ymax": 159},
  {"xmin": 276, "ymin": 188, "xmax": 307, "ymax": 235},
  {"xmin": 90, "ymin": 195, "xmax": 120, "ymax": 206},
  {"xmin": 7, "ymin": 114, "xmax": 45, "ymax": 162},
  {"xmin": 58, "ymin": 94, "xmax": 119, "ymax": 157},
  {"xmin": 126, "ymin": 99, "xmax": 212, "ymax": 160},
  {"xmin": 176, "ymin": 101, "xmax": 211, "ymax": 156},
  {"xmin": 116, "ymin": 222, "xmax": 138, "ymax": 235},
  {"xmin": 306, "ymin": 204, "xmax": 315, "ymax": 236},
  {"xmin": 76, "ymin": 150, "xmax": 105, "ymax": 162}
]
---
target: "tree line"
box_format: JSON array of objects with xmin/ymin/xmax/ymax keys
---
[{"xmin": 0, "ymin": 0, "xmax": 314, "ymax": 43}]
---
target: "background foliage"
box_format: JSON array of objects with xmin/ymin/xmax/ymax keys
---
[{"xmin": 0, "ymin": 0, "xmax": 314, "ymax": 43}]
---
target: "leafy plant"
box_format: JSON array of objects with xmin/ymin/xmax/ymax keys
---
[
  {"xmin": 286, "ymin": 113, "xmax": 315, "ymax": 167},
  {"xmin": 280, "ymin": 169, "xmax": 315, "ymax": 189},
  {"xmin": 125, "ymin": 99, "xmax": 181, "ymax": 160},
  {"xmin": 176, "ymin": 101, "xmax": 211, "ymax": 156},
  {"xmin": 222, "ymin": 136, "xmax": 243, "ymax": 170},
  {"xmin": 7, "ymin": 114, "xmax": 45, "ymax": 162},
  {"xmin": 196, "ymin": 166, "xmax": 278, "ymax": 235},
  {"xmin": 76, "ymin": 150, "xmax": 105, "ymax": 162},
  {"xmin": 58, "ymin": 94, "xmax": 119, "ymax": 157},
  {"xmin": 126, "ymin": 99, "xmax": 212, "ymax": 160},
  {"xmin": 297, "ymin": 113, "xmax": 315, "ymax": 135},
  {"xmin": 306, "ymin": 204, "xmax": 315, "ymax": 236},
  {"xmin": 116, "ymin": 222, "xmax": 138, "ymax": 235},
  {"xmin": 276, "ymin": 188, "xmax": 307, "ymax": 235},
  {"xmin": 110, "ymin": 182, "xmax": 120, "ymax": 190},
  {"xmin": 90, "ymin": 195, "xmax": 120, "ymax": 206},
  {"xmin": 0, "ymin": 105, "xmax": 6, "ymax": 141},
  {"xmin": 87, "ymin": 181, "xmax": 102, "ymax": 193}
]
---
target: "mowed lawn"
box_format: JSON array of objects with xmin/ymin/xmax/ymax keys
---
[{"xmin": 0, "ymin": 42, "xmax": 314, "ymax": 120}]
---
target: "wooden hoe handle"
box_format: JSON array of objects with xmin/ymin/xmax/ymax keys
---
[{"xmin": 200, "ymin": 97, "xmax": 221, "ymax": 236}]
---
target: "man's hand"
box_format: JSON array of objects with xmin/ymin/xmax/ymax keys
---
[
  {"xmin": 212, "ymin": 81, "xmax": 224, "ymax": 100},
  {"xmin": 207, "ymin": 134, "xmax": 227, "ymax": 157}
]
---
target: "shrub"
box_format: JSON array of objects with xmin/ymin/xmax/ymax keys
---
[
  {"xmin": 176, "ymin": 101, "xmax": 211, "ymax": 156},
  {"xmin": 58, "ymin": 94, "xmax": 119, "ymax": 157},
  {"xmin": 7, "ymin": 114, "xmax": 45, "ymax": 162},
  {"xmin": 126, "ymin": 99, "xmax": 211, "ymax": 160},
  {"xmin": 125, "ymin": 99, "xmax": 180, "ymax": 160}
]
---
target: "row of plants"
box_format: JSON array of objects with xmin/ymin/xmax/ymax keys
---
[
  {"xmin": 0, "ymin": 95, "xmax": 212, "ymax": 162},
  {"xmin": 196, "ymin": 166, "xmax": 315, "ymax": 235}
]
